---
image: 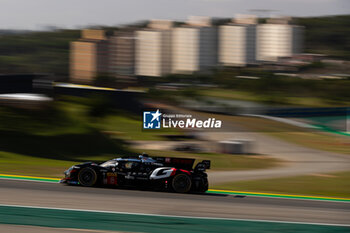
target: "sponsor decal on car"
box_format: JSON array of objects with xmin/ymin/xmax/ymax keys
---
[
  {"xmin": 107, "ymin": 172, "xmax": 117, "ymax": 177},
  {"xmin": 106, "ymin": 172, "xmax": 117, "ymax": 185}
]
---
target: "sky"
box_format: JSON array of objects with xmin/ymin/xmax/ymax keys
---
[{"xmin": 0, "ymin": 0, "xmax": 349, "ymax": 30}]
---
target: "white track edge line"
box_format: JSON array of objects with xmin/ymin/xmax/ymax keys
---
[{"xmin": 0, "ymin": 203, "xmax": 349, "ymax": 227}]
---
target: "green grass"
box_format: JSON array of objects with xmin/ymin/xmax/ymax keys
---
[
  {"xmin": 199, "ymin": 89, "xmax": 259, "ymax": 101},
  {"xmin": 212, "ymin": 171, "xmax": 350, "ymax": 198},
  {"xmin": 92, "ymin": 114, "xmax": 182, "ymax": 141},
  {"xmin": 0, "ymin": 152, "xmax": 76, "ymax": 178},
  {"xmin": 0, "ymin": 101, "xmax": 130, "ymax": 161},
  {"xmin": 58, "ymin": 99, "xmax": 182, "ymax": 141}
]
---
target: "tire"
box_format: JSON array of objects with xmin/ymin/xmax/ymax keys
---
[
  {"xmin": 199, "ymin": 179, "xmax": 209, "ymax": 193},
  {"xmin": 171, "ymin": 173, "xmax": 192, "ymax": 193},
  {"xmin": 78, "ymin": 167, "xmax": 98, "ymax": 187}
]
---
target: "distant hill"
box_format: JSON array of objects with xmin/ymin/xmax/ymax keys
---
[
  {"xmin": 295, "ymin": 15, "xmax": 350, "ymax": 59},
  {"xmin": 0, "ymin": 29, "xmax": 80, "ymax": 77}
]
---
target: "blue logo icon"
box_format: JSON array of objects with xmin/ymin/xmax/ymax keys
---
[{"xmin": 143, "ymin": 109, "xmax": 162, "ymax": 129}]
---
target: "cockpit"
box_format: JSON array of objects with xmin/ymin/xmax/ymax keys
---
[{"xmin": 99, "ymin": 160, "xmax": 118, "ymax": 168}]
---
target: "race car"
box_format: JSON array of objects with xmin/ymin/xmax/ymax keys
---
[{"xmin": 60, "ymin": 154, "xmax": 210, "ymax": 193}]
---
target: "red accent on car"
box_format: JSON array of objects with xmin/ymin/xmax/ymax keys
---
[
  {"xmin": 180, "ymin": 169, "xmax": 191, "ymax": 175},
  {"xmin": 171, "ymin": 168, "xmax": 177, "ymax": 176},
  {"xmin": 107, "ymin": 176, "xmax": 117, "ymax": 185}
]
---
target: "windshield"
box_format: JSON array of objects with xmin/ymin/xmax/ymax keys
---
[{"xmin": 100, "ymin": 160, "xmax": 118, "ymax": 167}]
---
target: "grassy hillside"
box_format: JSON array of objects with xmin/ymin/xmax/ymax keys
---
[
  {"xmin": 296, "ymin": 15, "xmax": 350, "ymax": 59},
  {"xmin": 213, "ymin": 171, "xmax": 350, "ymax": 198},
  {"xmin": 0, "ymin": 29, "xmax": 80, "ymax": 76}
]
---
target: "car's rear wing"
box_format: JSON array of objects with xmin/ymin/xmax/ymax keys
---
[{"xmin": 193, "ymin": 160, "xmax": 211, "ymax": 172}]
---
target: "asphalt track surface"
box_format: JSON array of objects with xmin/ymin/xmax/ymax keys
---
[
  {"xmin": 206, "ymin": 132, "xmax": 350, "ymax": 184},
  {"xmin": 0, "ymin": 179, "xmax": 349, "ymax": 226}
]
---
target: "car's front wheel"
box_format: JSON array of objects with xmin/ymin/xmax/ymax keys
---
[
  {"xmin": 78, "ymin": 167, "xmax": 97, "ymax": 187},
  {"xmin": 171, "ymin": 173, "xmax": 192, "ymax": 193}
]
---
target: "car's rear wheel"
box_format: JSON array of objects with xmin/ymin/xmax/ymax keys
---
[
  {"xmin": 171, "ymin": 173, "xmax": 192, "ymax": 193},
  {"xmin": 78, "ymin": 167, "xmax": 97, "ymax": 187}
]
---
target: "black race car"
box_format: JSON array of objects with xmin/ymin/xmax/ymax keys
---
[{"xmin": 60, "ymin": 154, "xmax": 210, "ymax": 193}]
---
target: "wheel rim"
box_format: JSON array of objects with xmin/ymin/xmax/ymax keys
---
[
  {"xmin": 173, "ymin": 174, "xmax": 191, "ymax": 193},
  {"xmin": 79, "ymin": 169, "xmax": 96, "ymax": 186},
  {"xmin": 82, "ymin": 171, "xmax": 92, "ymax": 183}
]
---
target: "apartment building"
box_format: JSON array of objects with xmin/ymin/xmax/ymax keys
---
[
  {"xmin": 219, "ymin": 16, "xmax": 257, "ymax": 67},
  {"xmin": 257, "ymin": 17, "xmax": 303, "ymax": 62},
  {"xmin": 135, "ymin": 20, "xmax": 172, "ymax": 77},
  {"xmin": 69, "ymin": 16, "xmax": 304, "ymax": 82},
  {"xmin": 70, "ymin": 29, "xmax": 109, "ymax": 84},
  {"xmin": 109, "ymin": 29, "xmax": 136, "ymax": 79},
  {"xmin": 172, "ymin": 16, "xmax": 217, "ymax": 74}
]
